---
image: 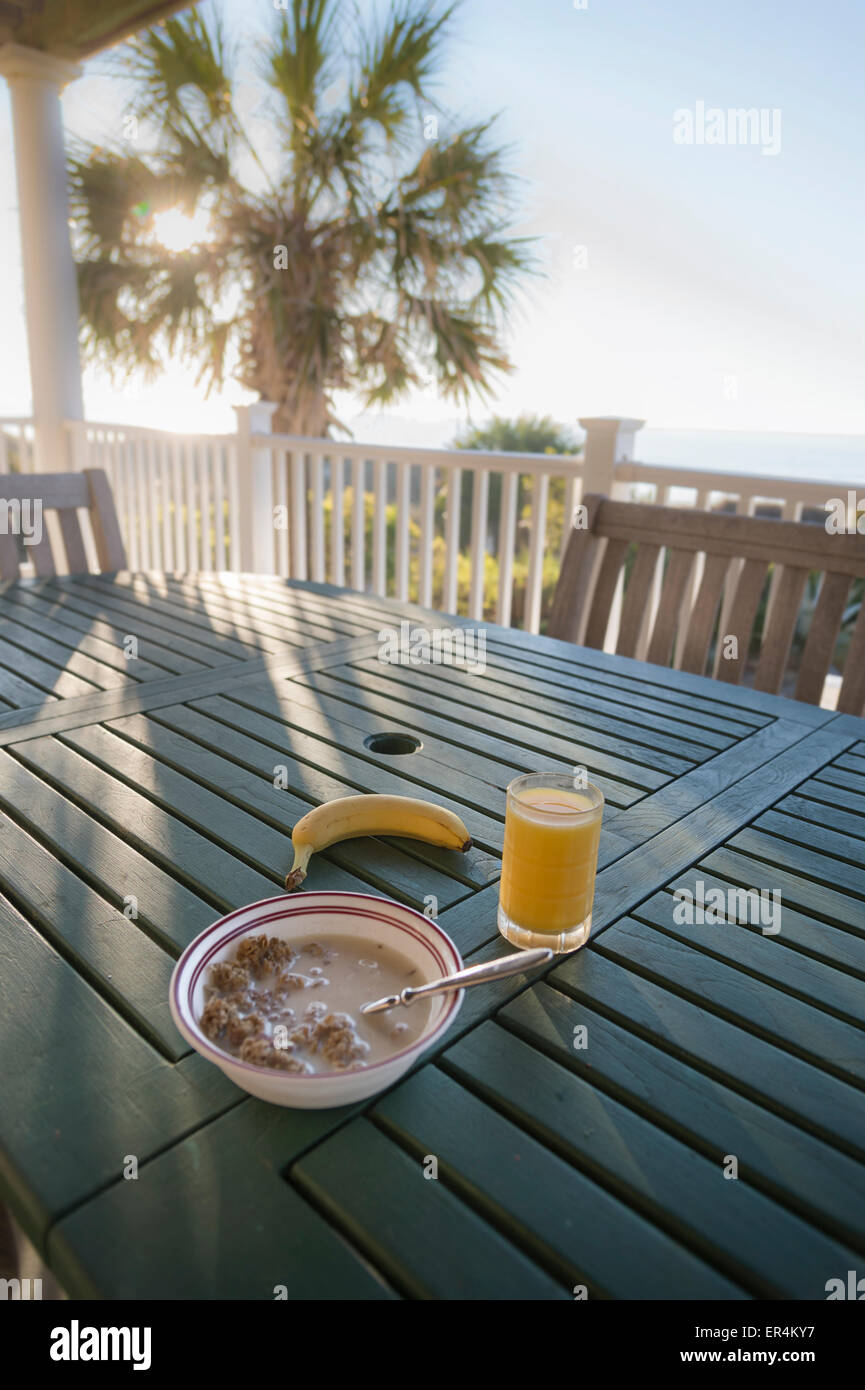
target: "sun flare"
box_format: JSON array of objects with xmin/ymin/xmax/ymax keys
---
[{"xmin": 152, "ymin": 207, "xmax": 212, "ymax": 253}]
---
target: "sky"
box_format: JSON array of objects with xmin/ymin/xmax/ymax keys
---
[{"xmin": 1, "ymin": 0, "xmax": 863, "ymax": 448}]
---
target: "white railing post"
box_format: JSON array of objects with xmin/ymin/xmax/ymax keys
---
[
  {"xmin": 234, "ymin": 402, "xmax": 278, "ymax": 574},
  {"xmin": 578, "ymin": 417, "xmax": 646, "ymax": 499}
]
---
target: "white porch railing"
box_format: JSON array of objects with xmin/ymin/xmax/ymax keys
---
[
  {"xmin": 65, "ymin": 420, "xmax": 239, "ymax": 574},
  {"xmin": 0, "ymin": 418, "xmax": 36, "ymax": 473},
  {"xmin": 1, "ymin": 412, "xmax": 856, "ymax": 643},
  {"xmin": 251, "ymin": 433, "xmax": 584, "ymax": 632}
]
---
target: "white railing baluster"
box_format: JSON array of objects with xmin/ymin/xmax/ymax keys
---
[
  {"xmin": 525, "ymin": 472, "xmax": 549, "ymax": 634},
  {"xmin": 289, "ymin": 448, "xmax": 307, "ymax": 580},
  {"xmin": 226, "ymin": 443, "xmax": 241, "ymax": 572},
  {"xmin": 120, "ymin": 433, "xmax": 132, "ymax": 564},
  {"xmin": 330, "ymin": 455, "xmax": 345, "ymax": 586},
  {"xmin": 373, "ymin": 457, "xmax": 387, "ymax": 595},
  {"xmin": 351, "ymin": 456, "xmax": 365, "ymax": 592},
  {"xmin": 171, "ymin": 438, "xmax": 186, "ymax": 571},
  {"xmin": 198, "ymin": 440, "xmax": 213, "ymax": 569},
  {"xmin": 497, "ymin": 471, "xmax": 519, "ymax": 627},
  {"xmin": 274, "ymin": 449, "xmax": 289, "ymax": 577},
  {"xmin": 212, "ymin": 442, "xmax": 226, "ymax": 571},
  {"xmin": 147, "ymin": 435, "xmax": 163, "ymax": 572},
  {"xmin": 122, "ymin": 436, "xmax": 139, "ymax": 571},
  {"xmin": 310, "ymin": 453, "xmax": 325, "ymax": 582},
  {"xmin": 418, "ymin": 463, "xmax": 435, "ymax": 608},
  {"xmin": 444, "ymin": 466, "xmax": 461, "ymax": 613},
  {"xmin": 157, "ymin": 438, "xmax": 173, "ymax": 571},
  {"xmin": 395, "ymin": 461, "xmax": 411, "ymax": 602},
  {"xmin": 185, "ymin": 439, "xmax": 198, "ymax": 573},
  {"xmin": 139, "ymin": 433, "xmax": 154, "ymax": 564},
  {"xmin": 469, "ymin": 469, "xmax": 489, "ymax": 621}
]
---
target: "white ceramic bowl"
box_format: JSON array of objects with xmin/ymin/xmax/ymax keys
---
[{"xmin": 169, "ymin": 891, "xmax": 464, "ymax": 1108}]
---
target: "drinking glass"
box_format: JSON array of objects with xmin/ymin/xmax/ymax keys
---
[{"xmin": 498, "ymin": 772, "xmax": 604, "ymax": 954}]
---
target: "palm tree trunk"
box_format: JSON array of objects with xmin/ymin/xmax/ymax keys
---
[{"xmin": 272, "ymin": 394, "xmax": 329, "ymax": 437}]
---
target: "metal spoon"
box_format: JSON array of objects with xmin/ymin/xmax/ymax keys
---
[{"xmin": 360, "ymin": 947, "xmax": 553, "ymax": 1015}]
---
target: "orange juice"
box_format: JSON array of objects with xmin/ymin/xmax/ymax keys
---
[{"xmin": 498, "ymin": 776, "xmax": 603, "ymax": 953}]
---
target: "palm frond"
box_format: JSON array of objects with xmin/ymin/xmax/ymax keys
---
[
  {"xmin": 268, "ymin": 0, "xmax": 340, "ymax": 161},
  {"xmin": 352, "ymin": 0, "xmax": 454, "ymax": 138},
  {"xmin": 125, "ymin": 8, "xmax": 235, "ymax": 134},
  {"xmin": 68, "ymin": 149, "xmax": 161, "ymax": 256}
]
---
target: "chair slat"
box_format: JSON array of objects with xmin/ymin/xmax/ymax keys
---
[
  {"xmin": 794, "ymin": 572, "xmax": 851, "ymax": 706},
  {"xmin": 583, "ymin": 537, "xmax": 629, "ymax": 648},
  {"xmin": 0, "ymin": 472, "xmax": 89, "ymax": 507},
  {"xmin": 753, "ymin": 565, "xmax": 808, "ymax": 694},
  {"xmin": 547, "ymin": 493, "xmax": 606, "ymax": 642},
  {"xmin": 28, "ymin": 524, "xmax": 57, "ymax": 576},
  {"xmin": 837, "ymin": 598, "xmax": 865, "ymax": 717},
  {"xmin": 678, "ymin": 552, "xmax": 729, "ymax": 675},
  {"xmin": 616, "ymin": 543, "xmax": 660, "ymax": 658},
  {"xmin": 0, "ymin": 528, "xmax": 20, "ymax": 580},
  {"xmin": 85, "ymin": 469, "xmax": 127, "ymax": 572},
  {"xmin": 57, "ymin": 508, "xmax": 89, "ymax": 575},
  {"xmin": 597, "ymin": 498, "xmax": 864, "ymax": 573},
  {"xmin": 715, "ymin": 558, "xmax": 768, "ymax": 684},
  {"xmin": 646, "ymin": 549, "xmax": 694, "ymax": 667}
]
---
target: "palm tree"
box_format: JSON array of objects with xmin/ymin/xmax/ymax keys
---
[{"xmin": 69, "ymin": 1, "xmax": 534, "ymax": 434}]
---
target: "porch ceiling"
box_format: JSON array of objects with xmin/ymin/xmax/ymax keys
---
[{"xmin": 0, "ymin": 0, "xmax": 197, "ymax": 59}]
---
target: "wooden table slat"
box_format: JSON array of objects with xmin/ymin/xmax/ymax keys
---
[
  {"xmin": 372, "ymin": 1066, "xmax": 746, "ymax": 1299},
  {"xmin": 291, "ymin": 1118, "xmax": 567, "ymax": 1300},
  {"xmin": 0, "ymin": 893, "xmax": 239, "ymax": 1251},
  {"xmin": 441, "ymin": 1021, "xmax": 860, "ymax": 1297},
  {"xmin": 551, "ymin": 946, "xmax": 865, "ymax": 1158},
  {"xmin": 499, "ymin": 984, "xmax": 865, "ymax": 1252}
]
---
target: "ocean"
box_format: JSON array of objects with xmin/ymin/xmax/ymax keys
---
[
  {"xmin": 637, "ymin": 429, "xmax": 865, "ymax": 487},
  {"xmin": 346, "ymin": 413, "xmax": 865, "ymax": 486}
]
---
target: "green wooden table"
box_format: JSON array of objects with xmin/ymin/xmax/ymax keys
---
[{"xmin": 1, "ymin": 573, "xmax": 863, "ymax": 1299}]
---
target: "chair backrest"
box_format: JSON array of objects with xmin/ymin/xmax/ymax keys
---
[
  {"xmin": 549, "ymin": 493, "xmax": 865, "ymax": 715},
  {"xmin": 0, "ymin": 468, "xmax": 127, "ymax": 580}
]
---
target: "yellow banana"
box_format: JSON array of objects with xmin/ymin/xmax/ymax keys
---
[{"xmin": 285, "ymin": 794, "xmax": 472, "ymax": 890}]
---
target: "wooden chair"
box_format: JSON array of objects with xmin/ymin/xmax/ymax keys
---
[
  {"xmin": 0, "ymin": 469, "xmax": 127, "ymax": 579},
  {"xmin": 549, "ymin": 493, "xmax": 865, "ymax": 715}
]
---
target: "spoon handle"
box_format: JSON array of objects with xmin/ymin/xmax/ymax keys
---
[{"xmin": 403, "ymin": 946, "xmax": 553, "ymax": 1005}]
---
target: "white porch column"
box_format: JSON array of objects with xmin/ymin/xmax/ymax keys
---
[
  {"xmin": 0, "ymin": 44, "xmax": 84, "ymax": 472},
  {"xmin": 234, "ymin": 402, "xmax": 278, "ymax": 573}
]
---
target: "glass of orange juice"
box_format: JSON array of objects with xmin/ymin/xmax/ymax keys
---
[{"xmin": 498, "ymin": 773, "xmax": 604, "ymax": 954}]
